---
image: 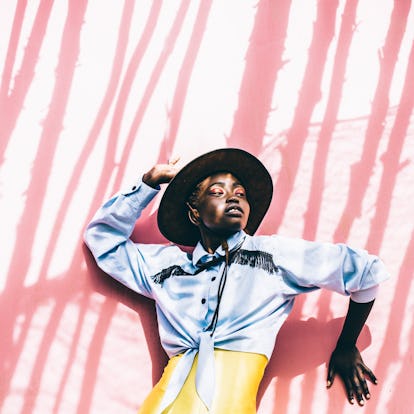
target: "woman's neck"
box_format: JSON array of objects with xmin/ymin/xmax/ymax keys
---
[{"xmin": 199, "ymin": 229, "xmax": 236, "ymax": 253}]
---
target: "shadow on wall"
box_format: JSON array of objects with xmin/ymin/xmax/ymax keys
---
[
  {"xmin": 258, "ymin": 313, "xmax": 372, "ymax": 407},
  {"xmin": 0, "ymin": 1, "xmax": 413, "ymax": 413},
  {"xmin": 83, "ymin": 244, "xmax": 169, "ymax": 385}
]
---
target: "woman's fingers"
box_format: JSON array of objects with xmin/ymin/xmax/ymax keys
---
[{"xmin": 168, "ymin": 155, "xmax": 180, "ymax": 165}]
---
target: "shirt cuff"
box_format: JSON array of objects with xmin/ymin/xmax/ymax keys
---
[
  {"xmin": 350, "ymin": 284, "xmax": 379, "ymax": 303},
  {"xmin": 120, "ymin": 178, "xmax": 160, "ymax": 209},
  {"xmin": 121, "ymin": 177, "xmax": 160, "ymax": 195}
]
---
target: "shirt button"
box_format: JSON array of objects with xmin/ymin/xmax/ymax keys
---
[
  {"xmin": 131, "ymin": 186, "xmax": 137, "ymax": 191},
  {"xmin": 201, "ymin": 298, "xmax": 206, "ymax": 304},
  {"xmin": 211, "ymin": 277, "xmax": 216, "ymax": 281}
]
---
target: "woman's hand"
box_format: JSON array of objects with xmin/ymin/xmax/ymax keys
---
[
  {"xmin": 142, "ymin": 156, "xmax": 180, "ymax": 188},
  {"xmin": 327, "ymin": 344, "xmax": 377, "ymax": 406}
]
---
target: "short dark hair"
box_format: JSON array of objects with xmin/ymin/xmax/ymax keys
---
[{"xmin": 187, "ymin": 181, "xmax": 203, "ymax": 209}]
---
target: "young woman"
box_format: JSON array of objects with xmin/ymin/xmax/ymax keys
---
[{"xmin": 84, "ymin": 148, "xmax": 389, "ymax": 413}]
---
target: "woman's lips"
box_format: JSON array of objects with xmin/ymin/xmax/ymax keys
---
[{"xmin": 225, "ymin": 205, "xmax": 243, "ymax": 216}]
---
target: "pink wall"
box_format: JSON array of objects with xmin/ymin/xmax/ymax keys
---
[{"xmin": 1, "ymin": 1, "xmax": 413, "ymax": 413}]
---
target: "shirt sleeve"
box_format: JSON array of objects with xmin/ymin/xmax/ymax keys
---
[
  {"xmin": 273, "ymin": 235, "xmax": 390, "ymax": 301},
  {"xmin": 84, "ymin": 179, "xmax": 161, "ymax": 298}
]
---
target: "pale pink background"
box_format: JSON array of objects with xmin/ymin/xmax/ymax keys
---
[{"xmin": 1, "ymin": 1, "xmax": 413, "ymax": 413}]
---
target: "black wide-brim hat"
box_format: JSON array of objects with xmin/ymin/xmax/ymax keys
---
[{"xmin": 157, "ymin": 148, "xmax": 273, "ymax": 246}]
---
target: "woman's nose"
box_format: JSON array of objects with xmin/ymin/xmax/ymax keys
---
[{"xmin": 226, "ymin": 195, "xmax": 239, "ymax": 203}]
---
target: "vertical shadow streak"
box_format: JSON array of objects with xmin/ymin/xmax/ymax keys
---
[
  {"xmin": 256, "ymin": 1, "xmax": 341, "ymax": 412},
  {"xmin": 77, "ymin": 0, "xmax": 162, "ymax": 249},
  {"xmin": 42, "ymin": 1, "xmax": 170, "ymax": 396},
  {"xmin": 75, "ymin": 299, "xmax": 118, "ymax": 414},
  {"xmin": 0, "ymin": 0, "xmax": 88, "ymax": 409},
  {"xmin": 227, "ymin": 0, "xmax": 293, "ymax": 155},
  {"xmin": 20, "ymin": 300, "xmax": 67, "ymax": 414},
  {"xmin": 362, "ymin": 40, "xmax": 414, "ymax": 414},
  {"xmin": 366, "ymin": 40, "xmax": 414, "ymax": 254},
  {"xmin": 0, "ymin": 0, "xmax": 27, "ymax": 102},
  {"xmin": 112, "ymin": 0, "xmax": 191, "ymax": 190},
  {"xmin": 83, "ymin": 246, "xmax": 168, "ymax": 389},
  {"xmin": 281, "ymin": 1, "xmax": 342, "ymax": 412},
  {"xmin": 295, "ymin": 5, "xmax": 360, "ymax": 409},
  {"xmin": 95, "ymin": 0, "xmax": 162, "ymax": 179},
  {"xmin": 35, "ymin": 3, "xmax": 138, "ymax": 410},
  {"xmin": 266, "ymin": 0, "xmax": 339, "ymax": 233},
  {"xmin": 2, "ymin": 1, "xmax": 154, "ymax": 406},
  {"xmin": 0, "ymin": 0, "xmax": 54, "ymax": 164},
  {"xmin": 364, "ymin": 227, "xmax": 414, "ymax": 414},
  {"xmin": 52, "ymin": 290, "xmax": 91, "ymax": 414},
  {"xmin": 332, "ymin": 0, "xmax": 412, "ymax": 242},
  {"xmin": 377, "ymin": 279, "xmax": 414, "ymax": 414},
  {"xmin": 303, "ymin": 0, "xmax": 359, "ymax": 241},
  {"xmin": 157, "ymin": 0, "xmax": 214, "ymax": 163},
  {"xmin": 37, "ymin": 0, "xmax": 136, "ymax": 283}
]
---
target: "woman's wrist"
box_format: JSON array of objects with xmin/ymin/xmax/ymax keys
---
[{"xmin": 142, "ymin": 171, "xmax": 159, "ymax": 188}]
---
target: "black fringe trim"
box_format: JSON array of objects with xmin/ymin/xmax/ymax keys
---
[
  {"xmin": 233, "ymin": 249, "xmax": 279, "ymax": 275},
  {"xmin": 151, "ymin": 249, "xmax": 279, "ymax": 285},
  {"xmin": 151, "ymin": 265, "xmax": 192, "ymax": 284}
]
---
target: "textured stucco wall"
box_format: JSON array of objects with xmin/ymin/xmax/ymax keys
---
[{"xmin": 1, "ymin": 1, "xmax": 413, "ymax": 413}]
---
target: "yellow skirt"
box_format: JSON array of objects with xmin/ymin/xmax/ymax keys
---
[{"xmin": 138, "ymin": 349, "xmax": 267, "ymax": 414}]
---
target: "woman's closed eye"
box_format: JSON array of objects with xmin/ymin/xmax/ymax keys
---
[{"xmin": 208, "ymin": 187, "xmax": 224, "ymax": 196}]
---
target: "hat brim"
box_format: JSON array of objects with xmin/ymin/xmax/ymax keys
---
[{"xmin": 157, "ymin": 148, "xmax": 273, "ymax": 246}]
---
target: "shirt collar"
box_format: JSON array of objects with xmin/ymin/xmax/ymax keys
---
[{"xmin": 192, "ymin": 230, "xmax": 246, "ymax": 266}]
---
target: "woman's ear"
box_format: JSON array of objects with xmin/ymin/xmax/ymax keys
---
[{"xmin": 186, "ymin": 203, "xmax": 200, "ymax": 225}]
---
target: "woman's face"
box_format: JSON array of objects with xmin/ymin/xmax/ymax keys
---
[{"xmin": 193, "ymin": 172, "xmax": 250, "ymax": 236}]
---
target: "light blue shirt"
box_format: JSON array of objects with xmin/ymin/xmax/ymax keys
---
[{"xmin": 84, "ymin": 180, "xmax": 390, "ymax": 411}]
